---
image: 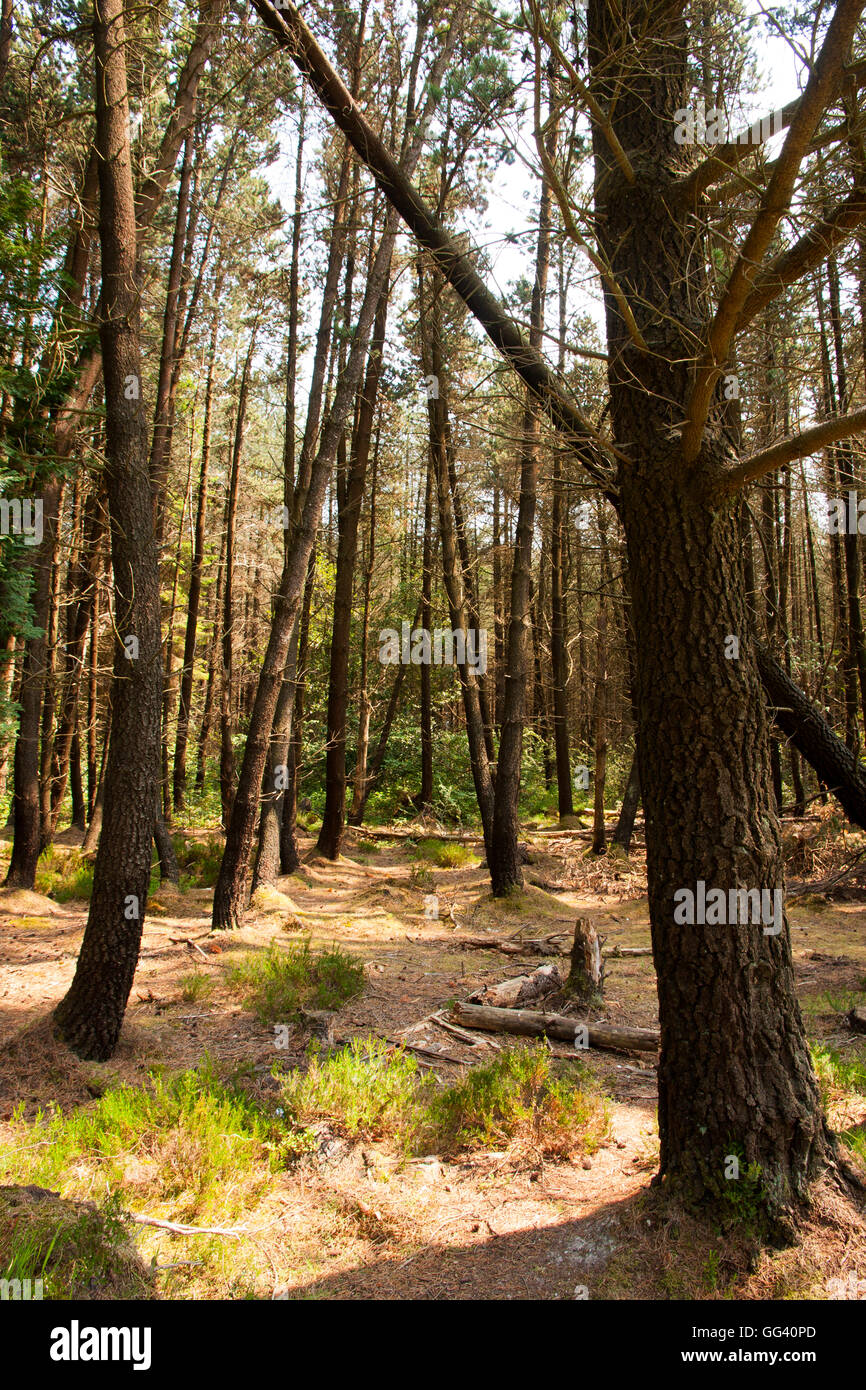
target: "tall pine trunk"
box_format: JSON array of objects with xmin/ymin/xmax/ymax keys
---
[{"xmin": 54, "ymin": 0, "xmax": 163, "ymax": 1061}]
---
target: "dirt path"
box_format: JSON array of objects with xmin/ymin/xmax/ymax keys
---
[{"xmin": 1, "ymin": 825, "xmax": 865, "ymax": 1300}]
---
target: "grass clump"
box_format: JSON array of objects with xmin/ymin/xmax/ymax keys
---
[
  {"xmin": 0, "ymin": 1058, "xmax": 291, "ymax": 1222},
  {"xmin": 226, "ymin": 939, "xmax": 365, "ymax": 1024},
  {"xmin": 424, "ymin": 1042, "xmax": 610, "ymax": 1157},
  {"xmin": 0, "ymin": 1189, "xmax": 153, "ymax": 1299},
  {"xmin": 178, "ymin": 971, "xmax": 215, "ymax": 1003},
  {"xmin": 35, "ymin": 846, "xmax": 94, "ymax": 902},
  {"xmin": 279, "ymin": 1038, "xmax": 426, "ymax": 1146},
  {"xmin": 412, "ymin": 837, "xmax": 476, "ymax": 869}
]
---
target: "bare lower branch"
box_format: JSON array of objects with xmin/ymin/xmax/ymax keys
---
[
  {"xmin": 719, "ymin": 404, "xmax": 866, "ymax": 493},
  {"xmin": 738, "ymin": 181, "xmax": 866, "ymax": 326},
  {"xmin": 681, "ymin": 0, "xmax": 866, "ymax": 463}
]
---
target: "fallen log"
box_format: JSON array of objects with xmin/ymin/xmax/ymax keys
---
[
  {"xmin": 468, "ymin": 962, "xmax": 561, "ymax": 1008},
  {"xmin": 452, "ymin": 1001, "xmax": 659, "ymax": 1052},
  {"xmin": 604, "ymin": 946, "xmax": 653, "ymax": 958},
  {"xmin": 405, "ymin": 932, "xmax": 564, "ymax": 955}
]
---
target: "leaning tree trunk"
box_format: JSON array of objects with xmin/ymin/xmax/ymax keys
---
[
  {"xmin": 756, "ymin": 641, "xmax": 866, "ymax": 829},
  {"xmin": 211, "ymin": 208, "xmax": 404, "ymax": 929},
  {"xmin": 54, "ymin": 0, "xmax": 163, "ymax": 1061}
]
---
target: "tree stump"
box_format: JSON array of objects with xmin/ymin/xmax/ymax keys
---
[{"xmin": 567, "ymin": 917, "xmax": 603, "ymax": 1004}]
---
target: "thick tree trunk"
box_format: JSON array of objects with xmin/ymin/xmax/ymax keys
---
[{"xmin": 54, "ymin": 0, "xmax": 163, "ymax": 1061}]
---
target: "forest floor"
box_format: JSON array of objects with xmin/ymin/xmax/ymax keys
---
[{"xmin": 1, "ymin": 812, "xmax": 866, "ymax": 1300}]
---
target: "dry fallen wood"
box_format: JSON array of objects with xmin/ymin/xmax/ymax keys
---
[
  {"xmin": 567, "ymin": 917, "xmax": 603, "ymax": 1003},
  {"xmin": 469, "ymin": 962, "xmax": 561, "ymax": 1008},
  {"xmin": 429, "ymin": 1010, "xmax": 500, "ymax": 1049},
  {"xmin": 405, "ymin": 931, "xmax": 563, "ymax": 955},
  {"xmin": 452, "ymin": 1002, "xmax": 659, "ymax": 1053},
  {"xmin": 131, "ymin": 1215, "xmax": 249, "ymax": 1237},
  {"xmin": 604, "ymin": 946, "xmax": 653, "ymax": 958},
  {"xmin": 349, "ymin": 825, "xmax": 479, "ymax": 843},
  {"xmin": 381, "ymin": 1035, "xmax": 466, "ymax": 1066}
]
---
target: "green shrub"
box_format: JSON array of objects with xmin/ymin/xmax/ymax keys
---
[
  {"xmin": 35, "ymin": 847, "xmax": 94, "ymax": 902},
  {"xmin": 226, "ymin": 940, "xmax": 365, "ymax": 1023},
  {"xmin": 412, "ymin": 837, "xmax": 476, "ymax": 868},
  {"xmin": 279, "ymin": 1038, "xmax": 426, "ymax": 1144},
  {"xmin": 424, "ymin": 1042, "xmax": 610, "ymax": 1156},
  {"xmin": 179, "ymin": 972, "xmax": 215, "ymax": 1003}
]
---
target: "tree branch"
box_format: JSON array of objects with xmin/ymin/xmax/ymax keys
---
[
  {"xmin": 718, "ymin": 404, "xmax": 866, "ymax": 493},
  {"xmin": 674, "ymin": 94, "xmax": 804, "ymax": 208},
  {"xmin": 674, "ymin": 58, "xmax": 866, "ymax": 207},
  {"xmin": 737, "ymin": 181, "xmax": 866, "ymax": 327},
  {"xmin": 134, "ymin": 0, "xmax": 227, "ymax": 233},
  {"xmin": 681, "ymin": 0, "xmax": 865, "ymax": 463}
]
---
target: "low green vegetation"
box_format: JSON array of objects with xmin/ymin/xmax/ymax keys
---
[
  {"xmin": 279, "ymin": 1037, "xmax": 424, "ymax": 1147},
  {"xmin": 35, "ymin": 847, "xmax": 94, "ymax": 902},
  {"xmin": 173, "ymin": 834, "xmax": 224, "ymax": 889},
  {"xmin": 277, "ymin": 1038, "xmax": 609, "ymax": 1159},
  {"xmin": 411, "ymin": 837, "xmax": 477, "ymax": 869},
  {"xmin": 0, "ymin": 1190, "xmax": 153, "ymax": 1300},
  {"xmin": 813, "ymin": 1042, "xmax": 866, "ymax": 1164},
  {"xmin": 424, "ymin": 1043, "xmax": 610, "ymax": 1156},
  {"xmin": 179, "ymin": 971, "xmax": 215, "ymax": 1003},
  {"xmin": 225, "ymin": 940, "xmax": 366, "ymax": 1023},
  {"xmin": 0, "ymin": 1059, "xmax": 290, "ymax": 1223}
]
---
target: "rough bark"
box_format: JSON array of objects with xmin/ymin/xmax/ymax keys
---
[{"xmin": 54, "ymin": 0, "xmax": 163, "ymax": 1061}]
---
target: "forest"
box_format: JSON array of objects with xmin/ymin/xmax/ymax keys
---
[{"xmin": 1, "ymin": 0, "xmax": 866, "ymax": 1321}]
